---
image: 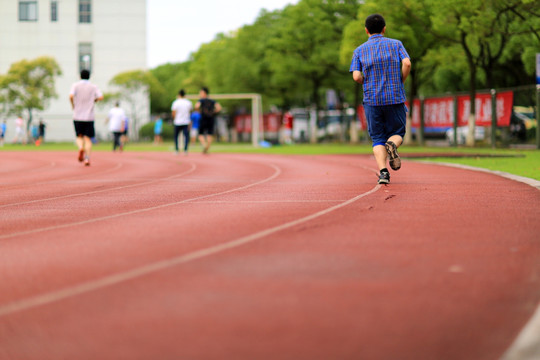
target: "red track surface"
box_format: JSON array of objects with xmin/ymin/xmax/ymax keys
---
[{"xmin": 0, "ymin": 151, "xmax": 539, "ymax": 360}]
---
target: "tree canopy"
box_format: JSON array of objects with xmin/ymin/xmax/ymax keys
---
[
  {"xmin": 129, "ymin": 0, "xmax": 539, "ymax": 139},
  {"xmin": 0, "ymin": 56, "xmax": 62, "ymax": 129}
]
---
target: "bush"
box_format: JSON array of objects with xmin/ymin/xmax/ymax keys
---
[{"xmin": 139, "ymin": 121, "xmax": 175, "ymax": 141}]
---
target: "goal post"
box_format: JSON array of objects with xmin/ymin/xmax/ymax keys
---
[{"xmin": 185, "ymin": 93, "xmax": 263, "ymax": 147}]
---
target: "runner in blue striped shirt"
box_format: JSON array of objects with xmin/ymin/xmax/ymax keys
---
[{"xmin": 350, "ymin": 14, "xmax": 411, "ymax": 185}]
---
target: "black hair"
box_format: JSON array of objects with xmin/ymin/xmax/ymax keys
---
[
  {"xmin": 365, "ymin": 14, "xmax": 386, "ymax": 34},
  {"xmin": 179, "ymin": 89, "xmax": 185, "ymax": 96},
  {"xmin": 80, "ymin": 69, "xmax": 91, "ymax": 80},
  {"xmin": 201, "ymin": 87, "xmax": 209, "ymax": 95}
]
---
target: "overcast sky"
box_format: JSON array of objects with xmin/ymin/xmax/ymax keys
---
[{"xmin": 146, "ymin": 0, "xmax": 299, "ymax": 68}]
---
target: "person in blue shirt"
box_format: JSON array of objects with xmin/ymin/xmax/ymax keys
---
[
  {"xmin": 0, "ymin": 120, "xmax": 6, "ymax": 147},
  {"xmin": 154, "ymin": 116, "xmax": 163, "ymax": 145},
  {"xmin": 190, "ymin": 111, "xmax": 200, "ymax": 144},
  {"xmin": 350, "ymin": 14, "xmax": 411, "ymax": 184}
]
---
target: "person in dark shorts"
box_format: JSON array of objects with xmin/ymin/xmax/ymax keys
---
[
  {"xmin": 106, "ymin": 102, "xmax": 126, "ymax": 152},
  {"xmin": 195, "ymin": 87, "xmax": 222, "ymax": 154},
  {"xmin": 0, "ymin": 120, "xmax": 6, "ymax": 147},
  {"xmin": 350, "ymin": 14, "xmax": 411, "ymax": 184},
  {"xmin": 69, "ymin": 69, "xmax": 104, "ymax": 166},
  {"xmin": 171, "ymin": 89, "xmax": 193, "ymax": 155},
  {"xmin": 36, "ymin": 119, "xmax": 46, "ymax": 146}
]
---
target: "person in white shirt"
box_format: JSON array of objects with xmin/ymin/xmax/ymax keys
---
[
  {"xmin": 171, "ymin": 89, "xmax": 193, "ymax": 155},
  {"xmin": 12, "ymin": 116, "xmax": 26, "ymax": 144},
  {"xmin": 106, "ymin": 102, "xmax": 126, "ymax": 152},
  {"xmin": 69, "ymin": 70, "xmax": 103, "ymax": 166}
]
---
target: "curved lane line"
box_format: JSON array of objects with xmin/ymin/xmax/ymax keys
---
[
  {"xmin": 416, "ymin": 161, "xmax": 540, "ymax": 190},
  {"xmin": 411, "ymin": 159, "xmax": 540, "ymax": 360},
  {"xmin": 501, "ymin": 303, "xmax": 540, "ymax": 360},
  {"xmin": 0, "ymin": 162, "xmax": 124, "ymax": 189},
  {"xmin": 0, "ymin": 163, "xmax": 282, "ymax": 240},
  {"xmin": 0, "ymin": 160, "xmax": 56, "ymax": 176},
  {"xmin": 0, "ymin": 183, "xmax": 380, "ymax": 317},
  {"xmin": 0, "ymin": 162, "xmax": 197, "ymax": 209}
]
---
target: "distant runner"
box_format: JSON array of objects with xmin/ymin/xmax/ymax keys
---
[
  {"xmin": 350, "ymin": 14, "xmax": 411, "ymax": 184},
  {"xmin": 69, "ymin": 69, "xmax": 103, "ymax": 166}
]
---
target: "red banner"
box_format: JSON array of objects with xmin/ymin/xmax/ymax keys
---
[
  {"xmin": 235, "ymin": 114, "xmax": 251, "ymax": 133},
  {"xmin": 408, "ymin": 91, "xmax": 513, "ymax": 128},
  {"xmin": 263, "ymin": 113, "xmax": 281, "ymax": 133},
  {"xmin": 458, "ymin": 91, "xmax": 513, "ymax": 127},
  {"xmin": 234, "ymin": 113, "xmax": 282, "ymax": 133},
  {"xmin": 356, "ymin": 105, "xmax": 367, "ymax": 130}
]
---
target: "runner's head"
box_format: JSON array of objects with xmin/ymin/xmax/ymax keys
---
[
  {"xmin": 80, "ymin": 69, "xmax": 91, "ymax": 80},
  {"xmin": 365, "ymin": 14, "xmax": 386, "ymax": 35},
  {"xmin": 200, "ymin": 87, "xmax": 209, "ymax": 98}
]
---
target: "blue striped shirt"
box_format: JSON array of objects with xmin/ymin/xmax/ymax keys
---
[{"xmin": 350, "ymin": 34, "xmax": 410, "ymax": 106}]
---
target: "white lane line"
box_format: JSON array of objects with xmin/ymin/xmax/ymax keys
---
[
  {"xmin": 0, "ymin": 160, "xmax": 56, "ymax": 176},
  {"xmin": 500, "ymin": 302, "xmax": 540, "ymax": 360},
  {"xmin": 0, "ymin": 184, "xmax": 380, "ymax": 317},
  {"xmin": 0, "ymin": 163, "xmax": 197, "ymax": 209},
  {"xmin": 0, "ymin": 162, "xmax": 124, "ymax": 189},
  {"xmin": 192, "ymin": 200, "xmax": 349, "ymax": 203},
  {"xmin": 413, "ymin": 159, "xmax": 540, "ymax": 360},
  {"xmin": 417, "ymin": 161, "xmax": 540, "ymax": 190},
  {"xmin": 0, "ymin": 163, "xmax": 282, "ymax": 240}
]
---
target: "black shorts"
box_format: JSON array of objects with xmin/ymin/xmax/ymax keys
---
[
  {"xmin": 73, "ymin": 120, "xmax": 95, "ymax": 138},
  {"xmin": 198, "ymin": 118, "xmax": 215, "ymax": 136}
]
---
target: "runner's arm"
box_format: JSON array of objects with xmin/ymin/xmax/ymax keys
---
[
  {"xmin": 401, "ymin": 58, "xmax": 411, "ymax": 83},
  {"xmin": 352, "ymin": 71, "xmax": 364, "ymax": 84}
]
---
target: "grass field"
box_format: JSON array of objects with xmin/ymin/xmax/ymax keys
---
[{"xmin": 2, "ymin": 141, "xmax": 539, "ymax": 181}]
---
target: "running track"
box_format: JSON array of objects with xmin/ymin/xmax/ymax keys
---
[{"xmin": 0, "ymin": 151, "xmax": 539, "ymax": 360}]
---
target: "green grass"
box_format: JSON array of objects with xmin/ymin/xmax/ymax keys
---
[{"xmin": 2, "ymin": 141, "xmax": 539, "ymax": 181}]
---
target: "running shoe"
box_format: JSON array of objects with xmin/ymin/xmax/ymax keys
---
[
  {"xmin": 385, "ymin": 141, "xmax": 401, "ymax": 171},
  {"xmin": 378, "ymin": 171, "xmax": 390, "ymax": 184},
  {"xmin": 78, "ymin": 149, "xmax": 85, "ymax": 162},
  {"xmin": 84, "ymin": 158, "xmax": 90, "ymax": 167}
]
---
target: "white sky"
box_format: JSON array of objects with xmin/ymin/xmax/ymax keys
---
[{"xmin": 146, "ymin": 0, "xmax": 299, "ymax": 68}]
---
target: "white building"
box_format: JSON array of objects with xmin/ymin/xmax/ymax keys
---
[{"xmin": 0, "ymin": 0, "xmax": 148, "ymax": 142}]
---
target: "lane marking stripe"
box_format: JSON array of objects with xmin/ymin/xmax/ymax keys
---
[
  {"xmin": 0, "ymin": 162, "xmax": 124, "ymax": 189},
  {"xmin": 0, "ymin": 184, "xmax": 380, "ymax": 317},
  {"xmin": 0, "ymin": 164, "xmax": 282, "ymax": 240},
  {"xmin": 500, "ymin": 302, "xmax": 540, "ymax": 360},
  {"xmin": 0, "ymin": 163, "xmax": 197, "ymax": 209}
]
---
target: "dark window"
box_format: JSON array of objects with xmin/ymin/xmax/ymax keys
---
[
  {"xmin": 19, "ymin": 1, "xmax": 38, "ymax": 22},
  {"xmin": 79, "ymin": 0, "xmax": 91, "ymax": 23},
  {"xmin": 51, "ymin": 1, "xmax": 58, "ymax": 22},
  {"xmin": 79, "ymin": 43, "xmax": 92, "ymax": 72}
]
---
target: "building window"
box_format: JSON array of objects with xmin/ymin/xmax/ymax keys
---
[
  {"xmin": 79, "ymin": 0, "xmax": 92, "ymax": 23},
  {"xmin": 79, "ymin": 43, "xmax": 92, "ymax": 72},
  {"xmin": 51, "ymin": 1, "xmax": 58, "ymax": 22},
  {"xmin": 19, "ymin": 1, "xmax": 38, "ymax": 22}
]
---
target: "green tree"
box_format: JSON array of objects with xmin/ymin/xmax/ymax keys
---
[
  {"xmin": 184, "ymin": 9, "xmax": 287, "ymax": 115},
  {"xmin": 0, "ymin": 56, "xmax": 61, "ymax": 133},
  {"xmin": 414, "ymin": 0, "xmax": 539, "ymax": 145},
  {"xmin": 266, "ymin": 0, "xmax": 360, "ymax": 110},
  {"xmin": 495, "ymin": 1, "xmax": 540, "ymax": 87},
  {"xmin": 151, "ymin": 62, "xmax": 192, "ymax": 114}
]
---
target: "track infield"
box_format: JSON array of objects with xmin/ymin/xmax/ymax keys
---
[{"xmin": 0, "ymin": 151, "xmax": 539, "ymax": 360}]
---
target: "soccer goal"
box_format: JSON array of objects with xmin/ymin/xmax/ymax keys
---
[{"xmin": 186, "ymin": 93, "xmax": 263, "ymax": 147}]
